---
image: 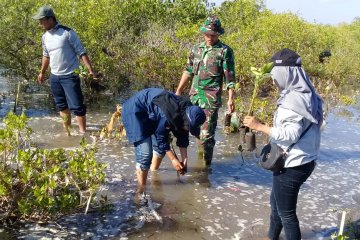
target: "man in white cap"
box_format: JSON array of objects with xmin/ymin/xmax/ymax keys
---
[{"xmin": 32, "ymin": 5, "xmax": 99, "ymax": 135}]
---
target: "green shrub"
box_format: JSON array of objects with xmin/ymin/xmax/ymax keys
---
[
  {"xmin": 0, "ymin": 112, "xmax": 106, "ymax": 221},
  {"xmin": 0, "ymin": 0, "xmax": 359, "ymax": 96}
]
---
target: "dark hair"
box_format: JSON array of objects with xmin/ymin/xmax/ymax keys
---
[
  {"xmin": 319, "ymin": 49, "xmax": 331, "ymax": 63},
  {"xmin": 45, "ymin": 16, "xmax": 57, "ymax": 22}
]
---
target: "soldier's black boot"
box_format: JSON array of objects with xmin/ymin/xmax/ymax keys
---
[{"xmin": 203, "ymin": 144, "xmax": 214, "ymax": 166}]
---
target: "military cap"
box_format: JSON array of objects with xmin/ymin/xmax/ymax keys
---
[{"xmin": 200, "ymin": 16, "xmax": 224, "ymax": 35}]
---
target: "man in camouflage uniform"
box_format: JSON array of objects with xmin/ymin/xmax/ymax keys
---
[{"xmin": 175, "ymin": 16, "xmax": 236, "ymax": 166}]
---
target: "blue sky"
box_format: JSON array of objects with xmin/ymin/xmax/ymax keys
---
[{"xmin": 212, "ymin": 0, "xmax": 360, "ymax": 25}]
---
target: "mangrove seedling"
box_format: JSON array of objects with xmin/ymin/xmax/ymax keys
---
[
  {"xmin": 244, "ymin": 62, "xmax": 274, "ymax": 151},
  {"xmin": 74, "ymin": 66, "xmax": 104, "ymax": 93},
  {"xmin": 248, "ymin": 62, "xmax": 274, "ymax": 116}
]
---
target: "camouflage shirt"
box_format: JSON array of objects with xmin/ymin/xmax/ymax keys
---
[{"xmin": 185, "ymin": 41, "xmax": 235, "ymax": 109}]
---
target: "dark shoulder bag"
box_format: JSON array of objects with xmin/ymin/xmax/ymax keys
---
[{"xmin": 259, "ymin": 123, "xmax": 313, "ymax": 172}]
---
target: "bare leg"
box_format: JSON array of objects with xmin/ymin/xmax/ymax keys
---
[
  {"xmin": 76, "ymin": 115, "xmax": 86, "ymax": 133},
  {"xmin": 150, "ymin": 155, "xmax": 163, "ymax": 171},
  {"xmin": 134, "ymin": 169, "xmax": 149, "ymax": 206},
  {"xmin": 60, "ymin": 109, "xmax": 71, "ymax": 135},
  {"xmin": 136, "ymin": 169, "xmax": 148, "ymax": 193}
]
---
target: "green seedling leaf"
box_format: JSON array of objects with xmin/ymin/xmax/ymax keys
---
[
  {"xmin": 261, "ymin": 62, "xmax": 274, "ymax": 74},
  {"xmin": 250, "ymin": 67, "xmax": 258, "ymax": 72}
]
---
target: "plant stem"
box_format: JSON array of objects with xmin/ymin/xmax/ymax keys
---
[
  {"xmin": 13, "ymin": 82, "xmax": 21, "ymax": 113},
  {"xmin": 248, "ymin": 83, "xmax": 258, "ymax": 116}
]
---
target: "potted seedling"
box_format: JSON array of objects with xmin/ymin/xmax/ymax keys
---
[
  {"xmin": 224, "ymin": 81, "xmax": 245, "ymax": 135},
  {"xmin": 74, "ymin": 66, "xmax": 104, "ymax": 93},
  {"xmin": 244, "ymin": 62, "xmax": 274, "ymax": 151}
]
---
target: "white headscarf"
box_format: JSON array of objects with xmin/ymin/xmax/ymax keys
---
[{"xmin": 271, "ymin": 66, "xmax": 323, "ymax": 124}]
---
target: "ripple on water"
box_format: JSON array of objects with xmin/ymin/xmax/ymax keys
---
[{"xmin": 0, "ymin": 104, "xmax": 358, "ymax": 239}]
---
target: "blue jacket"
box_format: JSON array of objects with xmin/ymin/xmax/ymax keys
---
[{"xmin": 122, "ymin": 88, "xmax": 189, "ymax": 152}]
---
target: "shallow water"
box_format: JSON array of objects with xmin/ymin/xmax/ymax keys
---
[{"xmin": 0, "ymin": 75, "xmax": 360, "ymax": 239}]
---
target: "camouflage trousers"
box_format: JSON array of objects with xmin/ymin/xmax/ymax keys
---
[{"xmin": 197, "ymin": 108, "xmax": 219, "ymax": 166}]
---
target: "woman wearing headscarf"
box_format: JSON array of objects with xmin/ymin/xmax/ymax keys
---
[
  {"xmin": 122, "ymin": 88, "xmax": 206, "ymax": 201},
  {"xmin": 243, "ymin": 48, "xmax": 323, "ymax": 240}
]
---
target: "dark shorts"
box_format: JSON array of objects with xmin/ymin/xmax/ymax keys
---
[{"xmin": 50, "ymin": 73, "xmax": 86, "ymax": 116}]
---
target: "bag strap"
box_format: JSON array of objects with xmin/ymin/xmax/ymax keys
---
[{"xmin": 285, "ymin": 122, "xmax": 313, "ymax": 153}]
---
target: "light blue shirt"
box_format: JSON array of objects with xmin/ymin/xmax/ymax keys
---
[
  {"xmin": 42, "ymin": 24, "xmax": 86, "ymax": 75},
  {"xmin": 270, "ymin": 107, "xmax": 321, "ymax": 168}
]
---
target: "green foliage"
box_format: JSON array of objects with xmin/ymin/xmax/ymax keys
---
[
  {"xmin": 0, "ymin": 0, "xmax": 359, "ymax": 96},
  {"xmin": 232, "ymin": 62, "xmax": 275, "ymax": 131},
  {"xmin": 252, "ymin": 98, "xmax": 275, "ymax": 124},
  {"xmin": 0, "ymin": 0, "xmax": 39, "ymax": 80},
  {"xmin": 331, "ymin": 234, "xmax": 349, "ymax": 240},
  {"xmin": 0, "ymin": 112, "xmax": 106, "ymax": 221},
  {"xmin": 339, "ymin": 95, "xmax": 356, "ymax": 106},
  {"xmin": 248, "ymin": 62, "xmax": 274, "ymax": 115}
]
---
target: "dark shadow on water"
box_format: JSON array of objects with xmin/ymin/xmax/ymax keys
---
[
  {"xmin": 207, "ymin": 154, "xmax": 274, "ymax": 188},
  {"xmin": 319, "ymin": 149, "xmax": 360, "ymax": 163},
  {"xmin": 0, "ymin": 231, "xmax": 15, "ymax": 240}
]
